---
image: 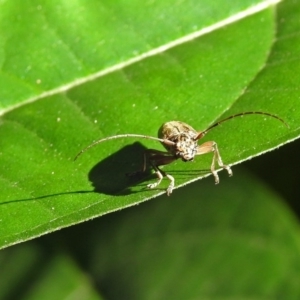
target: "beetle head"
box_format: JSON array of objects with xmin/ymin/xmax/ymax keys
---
[{"xmin": 172, "ymin": 133, "xmax": 198, "ymax": 161}]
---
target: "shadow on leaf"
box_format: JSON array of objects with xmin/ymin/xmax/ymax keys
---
[{"xmin": 88, "ymin": 142, "xmax": 152, "ymax": 195}]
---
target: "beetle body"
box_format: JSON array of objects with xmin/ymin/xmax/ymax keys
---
[{"xmin": 75, "ymin": 112, "xmax": 288, "ymax": 196}]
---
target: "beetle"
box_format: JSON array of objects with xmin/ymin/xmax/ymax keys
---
[{"xmin": 74, "ymin": 111, "xmax": 287, "ymax": 196}]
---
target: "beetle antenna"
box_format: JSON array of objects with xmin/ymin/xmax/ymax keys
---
[
  {"xmin": 196, "ymin": 111, "xmax": 288, "ymax": 140},
  {"xmin": 74, "ymin": 134, "xmax": 170, "ymax": 161}
]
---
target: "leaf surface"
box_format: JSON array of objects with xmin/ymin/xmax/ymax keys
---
[{"xmin": 0, "ymin": 0, "xmax": 299, "ymax": 248}]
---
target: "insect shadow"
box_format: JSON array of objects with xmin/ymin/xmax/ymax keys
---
[{"xmin": 88, "ymin": 142, "xmax": 153, "ymax": 195}]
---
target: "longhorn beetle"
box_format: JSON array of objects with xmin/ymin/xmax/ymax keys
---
[{"xmin": 74, "ymin": 112, "xmax": 288, "ymax": 196}]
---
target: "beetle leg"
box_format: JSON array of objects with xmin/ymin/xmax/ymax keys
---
[
  {"xmin": 145, "ymin": 149, "xmax": 177, "ymax": 196},
  {"xmin": 197, "ymin": 141, "xmax": 232, "ymax": 184}
]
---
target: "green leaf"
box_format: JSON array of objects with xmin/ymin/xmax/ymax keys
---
[
  {"xmin": 0, "ymin": 0, "xmax": 275, "ymax": 109},
  {"xmin": 0, "ymin": 243, "xmax": 102, "ymax": 300},
  {"xmin": 1, "ymin": 0, "xmax": 300, "ymax": 249}
]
